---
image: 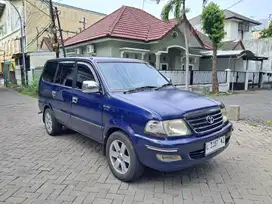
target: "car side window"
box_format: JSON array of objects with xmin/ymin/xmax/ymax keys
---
[
  {"xmin": 42, "ymin": 61, "xmax": 58, "ymax": 83},
  {"xmin": 54, "ymin": 61, "xmax": 76, "ymax": 88},
  {"xmin": 76, "ymin": 63, "xmax": 97, "ymax": 89}
]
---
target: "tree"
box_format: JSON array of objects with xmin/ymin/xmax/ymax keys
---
[
  {"xmin": 156, "ymin": 0, "xmax": 190, "ymax": 90},
  {"xmin": 201, "ymin": 2, "xmax": 225, "ymax": 93},
  {"xmin": 260, "ymin": 21, "xmax": 272, "ymax": 38}
]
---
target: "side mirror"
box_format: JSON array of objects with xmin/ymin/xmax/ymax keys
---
[{"xmin": 82, "ymin": 81, "xmax": 100, "ymax": 93}]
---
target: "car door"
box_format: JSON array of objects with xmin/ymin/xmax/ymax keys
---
[
  {"xmin": 51, "ymin": 61, "xmax": 76, "ymax": 126},
  {"xmin": 70, "ymin": 61, "xmax": 104, "ymax": 142}
]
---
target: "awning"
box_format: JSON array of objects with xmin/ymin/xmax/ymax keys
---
[
  {"xmin": 120, "ymin": 47, "xmax": 150, "ymax": 53},
  {"xmin": 201, "ymin": 50, "xmax": 268, "ymax": 61}
]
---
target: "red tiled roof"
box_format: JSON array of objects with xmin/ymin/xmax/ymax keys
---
[{"xmin": 65, "ymin": 6, "xmax": 181, "ymax": 46}]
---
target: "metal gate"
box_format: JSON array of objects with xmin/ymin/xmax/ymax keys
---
[{"xmin": 230, "ymin": 71, "xmax": 246, "ymax": 90}]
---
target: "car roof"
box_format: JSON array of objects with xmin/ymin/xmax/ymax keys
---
[{"xmin": 47, "ymin": 57, "xmax": 144, "ymax": 63}]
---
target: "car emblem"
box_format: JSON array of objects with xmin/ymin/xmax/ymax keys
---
[{"xmin": 206, "ymin": 115, "xmax": 215, "ymax": 124}]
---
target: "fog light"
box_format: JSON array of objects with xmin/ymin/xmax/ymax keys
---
[{"xmin": 156, "ymin": 154, "xmax": 182, "ymax": 162}]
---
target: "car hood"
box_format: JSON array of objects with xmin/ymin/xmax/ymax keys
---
[{"xmin": 113, "ymin": 88, "xmax": 221, "ymax": 120}]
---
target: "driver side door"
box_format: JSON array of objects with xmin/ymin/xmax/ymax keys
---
[{"xmin": 70, "ymin": 61, "xmax": 104, "ymax": 143}]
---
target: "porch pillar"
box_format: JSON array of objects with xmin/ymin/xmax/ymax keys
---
[
  {"xmin": 141, "ymin": 53, "xmax": 145, "ymax": 60},
  {"xmin": 225, "ymin": 68, "xmax": 231, "ymax": 91},
  {"xmin": 244, "ymin": 71, "xmax": 249, "ymax": 91},
  {"xmin": 259, "ymin": 60, "xmax": 264, "ymax": 88},
  {"xmin": 155, "ymin": 53, "xmax": 161, "ymax": 70},
  {"xmin": 120, "ymin": 51, "xmax": 125, "ymax": 58}
]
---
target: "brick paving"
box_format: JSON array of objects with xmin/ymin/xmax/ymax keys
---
[{"xmin": 0, "ymin": 87, "xmax": 271, "ymax": 204}]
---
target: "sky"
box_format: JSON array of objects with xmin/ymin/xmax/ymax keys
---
[{"xmin": 59, "ymin": 0, "xmax": 271, "ymax": 22}]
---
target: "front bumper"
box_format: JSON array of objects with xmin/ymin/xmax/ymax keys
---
[{"xmin": 133, "ymin": 122, "xmax": 233, "ymax": 172}]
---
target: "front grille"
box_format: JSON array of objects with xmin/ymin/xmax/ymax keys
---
[
  {"xmin": 184, "ymin": 108, "xmax": 224, "ymax": 135},
  {"xmin": 189, "ymin": 137, "xmax": 230, "ymax": 159}
]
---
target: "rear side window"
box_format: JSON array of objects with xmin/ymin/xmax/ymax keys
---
[
  {"xmin": 42, "ymin": 61, "xmax": 58, "ymax": 83},
  {"xmin": 54, "ymin": 62, "xmax": 76, "ymax": 87}
]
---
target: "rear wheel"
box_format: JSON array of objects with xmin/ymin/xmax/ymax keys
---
[
  {"xmin": 44, "ymin": 108, "xmax": 62, "ymax": 136},
  {"xmin": 106, "ymin": 131, "xmax": 144, "ymax": 182}
]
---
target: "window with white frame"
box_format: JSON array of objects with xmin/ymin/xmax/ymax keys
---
[{"xmin": 238, "ymin": 22, "xmax": 249, "ymax": 32}]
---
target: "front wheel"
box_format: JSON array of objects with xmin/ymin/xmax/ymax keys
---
[{"xmin": 106, "ymin": 131, "xmax": 144, "ymax": 182}]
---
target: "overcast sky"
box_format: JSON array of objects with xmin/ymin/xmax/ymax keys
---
[{"xmin": 60, "ymin": 0, "xmax": 271, "ymax": 21}]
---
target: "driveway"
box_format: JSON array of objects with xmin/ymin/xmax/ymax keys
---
[
  {"xmin": 0, "ymin": 87, "xmax": 271, "ymax": 204},
  {"xmin": 215, "ymin": 90, "xmax": 272, "ymax": 124}
]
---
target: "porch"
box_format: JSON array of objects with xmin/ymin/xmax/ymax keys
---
[{"xmin": 120, "ymin": 45, "xmax": 201, "ymax": 71}]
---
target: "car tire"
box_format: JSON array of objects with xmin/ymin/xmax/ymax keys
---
[
  {"xmin": 106, "ymin": 131, "xmax": 144, "ymax": 182},
  {"xmin": 44, "ymin": 108, "xmax": 62, "ymax": 136}
]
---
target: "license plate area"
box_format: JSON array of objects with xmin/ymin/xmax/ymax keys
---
[{"xmin": 205, "ymin": 136, "xmax": 225, "ymax": 156}]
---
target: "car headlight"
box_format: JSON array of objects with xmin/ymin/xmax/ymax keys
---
[
  {"xmin": 144, "ymin": 119, "xmax": 191, "ymax": 137},
  {"xmin": 221, "ymin": 107, "xmax": 228, "ymax": 122}
]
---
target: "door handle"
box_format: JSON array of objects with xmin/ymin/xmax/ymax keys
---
[
  {"xmin": 52, "ymin": 91, "xmax": 56, "ymax": 98},
  {"xmin": 72, "ymin": 96, "xmax": 78, "ymax": 104}
]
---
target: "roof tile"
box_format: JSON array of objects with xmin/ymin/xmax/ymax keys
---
[{"xmin": 65, "ymin": 6, "xmax": 180, "ymax": 46}]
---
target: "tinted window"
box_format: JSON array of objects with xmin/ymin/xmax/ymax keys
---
[
  {"xmin": 42, "ymin": 61, "xmax": 58, "ymax": 83},
  {"xmin": 55, "ymin": 62, "xmax": 75, "ymax": 87},
  {"xmin": 76, "ymin": 63, "xmax": 96, "ymax": 89}
]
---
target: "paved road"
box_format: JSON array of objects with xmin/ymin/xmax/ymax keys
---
[
  {"xmin": 0, "ymin": 87, "xmax": 271, "ymax": 204},
  {"xmin": 215, "ymin": 90, "xmax": 272, "ymax": 125}
]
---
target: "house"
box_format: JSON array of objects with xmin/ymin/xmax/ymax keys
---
[
  {"xmin": 64, "ymin": 6, "xmax": 269, "ymax": 91},
  {"xmin": 0, "ymin": 0, "xmax": 105, "ymax": 84},
  {"xmin": 251, "ymin": 19, "xmax": 270, "ymax": 39},
  {"xmin": 64, "ymin": 5, "xmax": 206, "ymax": 73},
  {"xmin": 190, "ymin": 10, "xmax": 261, "ymax": 41}
]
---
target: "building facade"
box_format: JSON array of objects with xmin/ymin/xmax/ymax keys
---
[
  {"xmin": 190, "ymin": 10, "xmax": 261, "ymax": 42},
  {"xmin": 0, "ymin": 0, "xmax": 105, "ymax": 74}
]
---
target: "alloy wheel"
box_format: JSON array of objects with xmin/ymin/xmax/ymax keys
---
[{"xmin": 109, "ymin": 140, "xmax": 130, "ymax": 174}]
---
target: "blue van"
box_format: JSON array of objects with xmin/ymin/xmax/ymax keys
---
[{"xmin": 38, "ymin": 57, "xmax": 233, "ymax": 181}]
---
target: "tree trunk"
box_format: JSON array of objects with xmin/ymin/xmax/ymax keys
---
[
  {"xmin": 183, "ymin": 2, "xmax": 189, "ymax": 91},
  {"xmin": 212, "ymin": 44, "xmax": 219, "ymax": 93}
]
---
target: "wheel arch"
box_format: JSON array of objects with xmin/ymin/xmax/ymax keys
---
[{"xmin": 103, "ymin": 126, "xmax": 134, "ymax": 156}]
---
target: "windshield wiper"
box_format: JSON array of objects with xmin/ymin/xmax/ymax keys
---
[
  {"xmin": 124, "ymin": 86, "xmax": 157, "ymax": 94},
  {"xmin": 155, "ymin": 83, "xmax": 173, "ymax": 90}
]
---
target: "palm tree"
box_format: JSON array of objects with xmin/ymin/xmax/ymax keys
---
[{"xmin": 156, "ymin": 0, "xmax": 190, "ymax": 90}]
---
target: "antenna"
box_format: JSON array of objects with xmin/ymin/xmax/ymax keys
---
[{"xmin": 142, "ymin": 0, "xmax": 145, "ymax": 10}]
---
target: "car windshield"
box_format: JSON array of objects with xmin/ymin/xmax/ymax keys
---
[{"xmin": 98, "ymin": 62, "xmax": 168, "ymax": 91}]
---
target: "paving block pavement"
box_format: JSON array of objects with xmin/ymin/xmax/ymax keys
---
[{"xmin": 0, "ymin": 87, "xmax": 271, "ymax": 204}]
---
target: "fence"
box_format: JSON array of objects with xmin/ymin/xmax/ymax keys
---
[
  {"xmin": 159, "ymin": 71, "xmax": 188, "ymax": 85},
  {"xmin": 191, "ymin": 71, "xmax": 227, "ymax": 85},
  {"xmin": 160, "ymin": 70, "xmax": 227, "ymax": 85}
]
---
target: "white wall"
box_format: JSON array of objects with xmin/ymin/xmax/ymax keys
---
[
  {"xmin": 243, "ymin": 39, "xmax": 272, "ymax": 73},
  {"xmin": 28, "ymin": 52, "xmax": 56, "ymax": 68},
  {"xmin": 195, "ymin": 20, "xmax": 254, "ymax": 42},
  {"xmin": 224, "ymin": 21, "xmax": 237, "ymax": 41},
  {"xmin": 199, "ymin": 58, "xmax": 244, "ymax": 71},
  {"xmin": 0, "ymin": 1, "xmax": 22, "ymax": 38}
]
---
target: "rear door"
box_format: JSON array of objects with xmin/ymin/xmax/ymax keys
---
[
  {"xmin": 52, "ymin": 61, "xmax": 76, "ymax": 126},
  {"xmin": 70, "ymin": 61, "xmax": 104, "ymax": 142},
  {"xmin": 39, "ymin": 60, "xmax": 59, "ymax": 110}
]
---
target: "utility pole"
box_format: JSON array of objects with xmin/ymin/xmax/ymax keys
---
[
  {"xmin": 49, "ymin": 0, "xmax": 59, "ymax": 58},
  {"xmin": 55, "ymin": 7, "xmax": 66, "ymax": 57},
  {"xmin": 79, "ymin": 17, "xmax": 86, "ymax": 30}
]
